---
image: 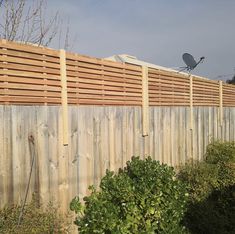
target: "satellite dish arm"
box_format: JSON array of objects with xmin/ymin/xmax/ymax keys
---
[{"xmin": 194, "ymin": 56, "xmax": 205, "ymax": 68}]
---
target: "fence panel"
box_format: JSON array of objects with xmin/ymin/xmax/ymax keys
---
[
  {"xmin": 1, "ymin": 40, "xmax": 235, "ymax": 106},
  {"xmin": 0, "ymin": 106, "xmax": 235, "ymax": 211}
]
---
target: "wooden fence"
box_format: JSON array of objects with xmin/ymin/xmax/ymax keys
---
[
  {"xmin": 0, "ymin": 40, "xmax": 235, "ymax": 213},
  {"xmin": 0, "ymin": 105, "xmax": 234, "ymax": 211},
  {"xmin": 0, "ymin": 39, "xmax": 235, "ymax": 107}
]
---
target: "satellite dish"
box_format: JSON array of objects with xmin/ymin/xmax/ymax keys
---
[
  {"xmin": 179, "ymin": 53, "xmax": 205, "ymax": 73},
  {"xmin": 183, "ymin": 53, "xmax": 197, "ymax": 70}
]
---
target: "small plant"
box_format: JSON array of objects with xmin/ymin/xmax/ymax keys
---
[
  {"xmin": 0, "ymin": 198, "xmax": 71, "ymax": 234},
  {"xmin": 71, "ymin": 156, "xmax": 189, "ymax": 234}
]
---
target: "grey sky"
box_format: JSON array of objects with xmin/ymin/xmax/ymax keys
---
[{"xmin": 47, "ymin": 0, "xmax": 235, "ymax": 80}]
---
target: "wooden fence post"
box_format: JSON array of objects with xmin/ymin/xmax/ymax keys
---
[
  {"xmin": 60, "ymin": 49, "xmax": 69, "ymax": 146},
  {"xmin": 219, "ymin": 80, "xmax": 223, "ymax": 127},
  {"xmin": 142, "ymin": 66, "xmax": 149, "ymax": 137},
  {"xmin": 189, "ymin": 74, "xmax": 194, "ymax": 159},
  {"xmin": 189, "ymin": 75, "xmax": 193, "ymax": 130},
  {"xmin": 2, "ymin": 39, "xmax": 9, "ymax": 105},
  {"xmin": 59, "ymin": 49, "xmax": 69, "ymax": 213}
]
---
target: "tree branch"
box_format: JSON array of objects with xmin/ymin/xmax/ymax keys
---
[{"xmin": 0, "ymin": 0, "xmax": 67, "ymax": 48}]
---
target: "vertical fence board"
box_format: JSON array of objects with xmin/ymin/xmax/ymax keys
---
[
  {"xmin": 162, "ymin": 107, "xmax": 170, "ymax": 164},
  {"xmin": 173, "ymin": 107, "xmax": 180, "ymax": 165},
  {"xmin": 193, "ymin": 107, "xmax": 198, "ymax": 161},
  {"xmin": 170, "ymin": 108, "xmax": 175, "ymax": 166},
  {"xmin": 121, "ymin": 107, "xmax": 127, "ymax": 166},
  {"xmin": 1, "ymin": 106, "xmax": 13, "ymax": 204},
  {"xmin": 58, "ymin": 106, "xmax": 69, "ymax": 212},
  {"xmin": 133, "ymin": 107, "xmax": 141, "ymax": 157},
  {"xmin": 149, "ymin": 108, "xmax": 154, "ymax": 159},
  {"xmin": 185, "ymin": 108, "xmax": 190, "ymax": 162},
  {"xmin": 12, "ymin": 106, "xmax": 23, "ymax": 203},
  {"xmin": 48, "ymin": 106, "xmax": 59, "ymax": 203},
  {"xmin": 177, "ymin": 108, "xmax": 182, "ymax": 164},
  {"xmin": 204, "ymin": 108, "xmax": 210, "ymax": 153},
  {"xmin": 152, "ymin": 108, "xmax": 158, "ymax": 161},
  {"xmin": 68, "ymin": 107, "xmax": 79, "ymax": 202},
  {"xmin": 93, "ymin": 107, "xmax": 102, "ymax": 188},
  {"xmin": 78, "ymin": 107, "xmax": 88, "ymax": 199},
  {"xmin": 86, "ymin": 107, "xmax": 94, "ymax": 188},
  {"xmin": 101, "ymin": 107, "xmax": 109, "ymax": 173},
  {"xmin": 24, "ymin": 106, "xmax": 37, "ymax": 204},
  {"xmin": 108, "ymin": 107, "xmax": 115, "ymax": 171},
  {"xmin": 0, "ymin": 106, "xmax": 4, "ymax": 203},
  {"xmin": 115, "ymin": 107, "xmax": 123, "ymax": 169},
  {"xmin": 37, "ymin": 106, "xmax": 50, "ymax": 204},
  {"xmin": 126, "ymin": 108, "xmax": 134, "ymax": 160},
  {"xmin": 225, "ymin": 108, "xmax": 230, "ymax": 141},
  {"xmin": 231, "ymin": 108, "xmax": 235, "ymax": 140},
  {"xmin": 159, "ymin": 108, "xmax": 164, "ymax": 163},
  {"xmin": 231, "ymin": 109, "xmax": 235, "ymax": 141},
  {"xmin": 198, "ymin": 107, "xmax": 203, "ymax": 160}
]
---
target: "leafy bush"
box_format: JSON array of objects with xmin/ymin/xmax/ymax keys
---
[
  {"xmin": 205, "ymin": 141, "xmax": 235, "ymax": 164},
  {"xmin": 71, "ymin": 156, "xmax": 189, "ymax": 234},
  {"xmin": 178, "ymin": 141, "xmax": 235, "ymax": 203},
  {"xmin": 205, "ymin": 141, "xmax": 235, "ymax": 187},
  {"xmin": 178, "ymin": 141, "xmax": 235, "ymax": 234},
  {"xmin": 0, "ymin": 198, "xmax": 71, "ymax": 234},
  {"xmin": 178, "ymin": 160, "xmax": 219, "ymax": 202}
]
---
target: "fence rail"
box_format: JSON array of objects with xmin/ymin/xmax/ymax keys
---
[{"xmin": 0, "ymin": 39, "xmax": 235, "ymax": 106}]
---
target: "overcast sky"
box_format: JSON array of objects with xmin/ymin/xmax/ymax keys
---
[{"xmin": 47, "ymin": 0, "xmax": 235, "ymax": 80}]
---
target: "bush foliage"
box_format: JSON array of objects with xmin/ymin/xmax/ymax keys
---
[
  {"xmin": 0, "ymin": 198, "xmax": 70, "ymax": 234},
  {"xmin": 71, "ymin": 156, "xmax": 189, "ymax": 234},
  {"xmin": 178, "ymin": 141, "xmax": 235, "ymax": 203},
  {"xmin": 178, "ymin": 141, "xmax": 235, "ymax": 234},
  {"xmin": 70, "ymin": 141, "xmax": 235, "ymax": 233}
]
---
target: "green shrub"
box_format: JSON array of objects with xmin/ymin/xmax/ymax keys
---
[
  {"xmin": 205, "ymin": 141, "xmax": 235, "ymax": 187},
  {"xmin": 71, "ymin": 156, "xmax": 189, "ymax": 234},
  {"xmin": 178, "ymin": 141, "xmax": 235, "ymax": 203},
  {"xmin": 205, "ymin": 141, "xmax": 235, "ymax": 164},
  {"xmin": 0, "ymin": 198, "xmax": 71, "ymax": 234},
  {"xmin": 178, "ymin": 141, "xmax": 235, "ymax": 234},
  {"xmin": 178, "ymin": 160, "xmax": 219, "ymax": 202}
]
